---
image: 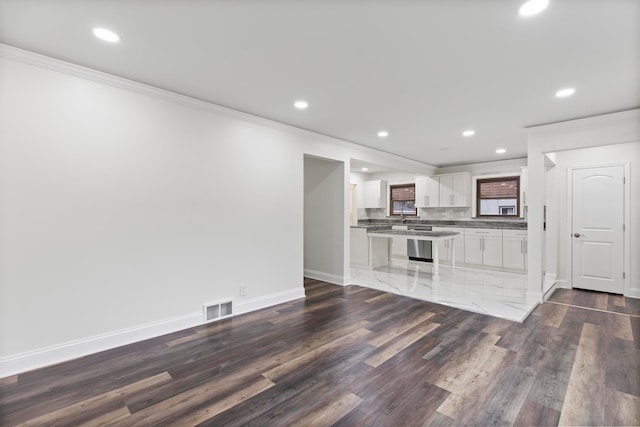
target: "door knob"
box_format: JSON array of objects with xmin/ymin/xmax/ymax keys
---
[{"xmin": 573, "ymin": 233, "xmax": 581, "ymax": 238}]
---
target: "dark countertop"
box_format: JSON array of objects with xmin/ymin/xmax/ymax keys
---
[
  {"xmin": 355, "ymin": 218, "xmax": 527, "ymax": 230},
  {"xmin": 367, "ymin": 229, "xmax": 459, "ymax": 237}
]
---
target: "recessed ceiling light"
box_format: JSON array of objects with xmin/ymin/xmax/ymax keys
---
[
  {"xmin": 93, "ymin": 27, "xmax": 120, "ymax": 43},
  {"xmin": 377, "ymin": 131, "xmax": 389, "ymax": 138},
  {"xmin": 462, "ymin": 130, "xmax": 475, "ymax": 137},
  {"xmin": 496, "ymin": 148, "xmax": 506, "ymax": 154},
  {"xmin": 518, "ymin": 0, "xmax": 549, "ymax": 17},
  {"xmin": 294, "ymin": 101, "xmax": 308, "ymax": 109},
  {"xmin": 555, "ymin": 87, "xmax": 576, "ymax": 98},
  {"xmin": 361, "ymin": 168, "xmax": 369, "ymax": 172}
]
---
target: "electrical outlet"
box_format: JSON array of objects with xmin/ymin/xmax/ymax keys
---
[{"xmin": 239, "ymin": 284, "xmax": 247, "ymax": 296}]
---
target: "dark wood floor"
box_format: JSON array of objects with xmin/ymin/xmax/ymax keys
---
[
  {"xmin": 547, "ymin": 287, "xmax": 640, "ymax": 317},
  {"xmin": 1, "ymin": 279, "xmax": 639, "ymax": 426}
]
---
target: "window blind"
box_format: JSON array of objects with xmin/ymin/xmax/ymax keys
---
[
  {"xmin": 478, "ymin": 178, "xmax": 518, "ymax": 199},
  {"xmin": 390, "ymin": 185, "xmax": 415, "ymax": 201}
]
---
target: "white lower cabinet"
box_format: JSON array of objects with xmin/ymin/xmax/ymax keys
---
[
  {"xmin": 502, "ymin": 230, "xmax": 527, "ymax": 270},
  {"xmin": 431, "ymin": 227, "xmax": 464, "ymax": 264},
  {"xmin": 350, "ymin": 227, "xmax": 369, "ymax": 268},
  {"xmin": 391, "ymin": 225, "xmax": 408, "ymax": 258},
  {"xmin": 464, "ymin": 228, "xmax": 503, "ymax": 268}
]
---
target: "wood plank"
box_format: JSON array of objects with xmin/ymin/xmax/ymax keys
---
[
  {"xmin": 558, "ymin": 323, "xmax": 605, "ymax": 426},
  {"xmin": 367, "ymin": 310, "xmax": 435, "ymax": 347},
  {"xmin": 609, "ymin": 294, "xmax": 626, "ymax": 308},
  {"xmin": 14, "ymin": 372, "xmax": 171, "ymax": 427},
  {"xmin": 540, "ymin": 302, "xmax": 568, "ymax": 328},
  {"xmin": 609, "ymin": 312, "xmax": 635, "ymax": 341},
  {"xmin": 604, "ymin": 388, "xmax": 640, "ymax": 426},
  {"xmin": 295, "ymin": 390, "xmax": 362, "ymax": 426},
  {"xmin": 422, "ymin": 410, "xmax": 463, "ymax": 427},
  {"xmin": 364, "ymin": 321, "xmax": 439, "ymax": 367},
  {"xmin": 435, "ymin": 334, "xmax": 513, "ymax": 423},
  {"xmin": 0, "ymin": 375, "xmax": 17, "ymax": 388},
  {"xmin": 167, "ymin": 376, "xmax": 275, "ymax": 426},
  {"xmin": 513, "ymin": 399, "xmax": 561, "ymax": 427},
  {"xmin": 263, "ymin": 328, "xmax": 371, "ymax": 382}
]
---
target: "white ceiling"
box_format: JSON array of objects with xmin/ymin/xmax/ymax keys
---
[{"xmin": 0, "ymin": 0, "xmax": 638, "ymax": 167}]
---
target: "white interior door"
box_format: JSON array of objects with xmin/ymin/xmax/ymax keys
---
[{"xmin": 571, "ymin": 165, "xmax": 624, "ymax": 294}]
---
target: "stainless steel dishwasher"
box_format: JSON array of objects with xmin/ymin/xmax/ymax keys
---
[{"xmin": 407, "ymin": 226, "xmax": 433, "ymax": 262}]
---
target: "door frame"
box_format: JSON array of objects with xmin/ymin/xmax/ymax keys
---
[{"xmin": 566, "ymin": 161, "xmax": 631, "ymax": 295}]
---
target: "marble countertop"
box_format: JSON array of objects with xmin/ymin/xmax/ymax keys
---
[
  {"xmin": 367, "ymin": 229, "xmax": 459, "ymax": 237},
  {"xmin": 355, "ymin": 219, "xmax": 527, "ymax": 230}
]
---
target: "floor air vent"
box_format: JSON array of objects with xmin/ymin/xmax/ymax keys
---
[{"xmin": 203, "ymin": 299, "xmax": 233, "ymax": 323}]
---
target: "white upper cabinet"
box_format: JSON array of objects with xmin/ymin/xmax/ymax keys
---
[
  {"xmin": 520, "ymin": 167, "xmax": 528, "ymax": 212},
  {"xmin": 363, "ymin": 180, "xmax": 388, "ymax": 208},
  {"xmin": 439, "ymin": 173, "xmax": 471, "ymax": 207},
  {"xmin": 415, "ymin": 176, "xmax": 440, "ymax": 207}
]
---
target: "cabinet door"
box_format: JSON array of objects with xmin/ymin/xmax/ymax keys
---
[
  {"xmin": 416, "ymin": 176, "xmax": 439, "ymax": 207},
  {"xmin": 438, "ymin": 240, "xmax": 450, "ymax": 262},
  {"xmin": 464, "ymin": 234, "xmax": 483, "ymax": 265},
  {"xmin": 433, "ymin": 226, "xmax": 464, "ymax": 263},
  {"xmin": 451, "ymin": 228, "xmax": 465, "ymax": 264},
  {"xmin": 439, "ymin": 175, "xmax": 453, "ymax": 207},
  {"xmin": 502, "ymin": 235, "xmax": 525, "ymax": 269},
  {"xmin": 451, "ymin": 174, "xmax": 471, "ymax": 207},
  {"xmin": 482, "ymin": 235, "xmax": 503, "ymax": 267},
  {"xmin": 431, "ymin": 227, "xmax": 449, "ymax": 261},
  {"xmin": 415, "ymin": 177, "xmax": 427, "ymax": 208},
  {"xmin": 426, "ymin": 176, "xmax": 440, "ymax": 207},
  {"xmin": 350, "ymin": 228, "xmax": 369, "ymax": 268},
  {"xmin": 391, "ymin": 237, "xmax": 407, "ymax": 258},
  {"xmin": 520, "ymin": 167, "xmax": 528, "ymax": 208},
  {"xmin": 391, "ymin": 225, "xmax": 408, "ymax": 258},
  {"xmin": 364, "ymin": 180, "xmax": 387, "ymax": 208}
]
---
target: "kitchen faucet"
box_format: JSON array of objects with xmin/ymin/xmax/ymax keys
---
[{"xmin": 400, "ymin": 201, "xmax": 407, "ymax": 224}]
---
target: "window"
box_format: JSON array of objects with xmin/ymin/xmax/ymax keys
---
[
  {"xmin": 390, "ymin": 184, "xmax": 416, "ymax": 216},
  {"xmin": 477, "ymin": 176, "xmax": 519, "ymax": 217}
]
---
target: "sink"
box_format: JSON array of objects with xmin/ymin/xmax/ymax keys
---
[{"xmin": 408, "ymin": 225, "xmax": 432, "ymax": 231}]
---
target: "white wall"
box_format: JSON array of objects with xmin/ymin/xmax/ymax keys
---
[
  {"xmin": 544, "ymin": 164, "xmax": 559, "ymax": 290},
  {"xmin": 304, "ymin": 157, "xmax": 345, "ymax": 284},
  {"xmin": 527, "ymin": 110, "xmax": 640, "ymax": 302},
  {"xmin": 0, "ymin": 46, "xmax": 435, "ymax": 375},
  {"xmin": 551, "ymin": 142, "xmax": 640, "ymax": 296}
]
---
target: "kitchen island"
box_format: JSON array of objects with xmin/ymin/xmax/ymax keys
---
[{"xmin": 367, "ymin": 229, "xmax": 460, "ymax": 280}]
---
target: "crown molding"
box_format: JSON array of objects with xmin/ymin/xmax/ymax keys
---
[
  {"xmin": 525, "ymin": 108, "xmax": 640, "ymax": 134},
  {"xmin": 0, "ymin": 43, "xmax": 301, "ymax": 133}
]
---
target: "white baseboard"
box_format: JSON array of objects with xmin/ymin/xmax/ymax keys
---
[
  {"xmin": 526, "ymin": 291, "xmax": 543, "ymax": 305},
  {"xmin": 304, "ymin": 269, "xmax": 349, "ymax": 286},
  {"xmin": 626, "ymin": 288, "xmax": 640, "ymax": 299},
  {"xmin": 0, "ymin": 311, "xmax": 201, "ymax": 379},
  {"xmin": 235, "ymin": 287, "xmax": 305, "ymax": 315},
  {"xmin": 557, "ymin": 279, "xmax": 570, "ymax": 289},
  {"xmin": 543, "ymin": 283, "xmax": 558, "ymax": 300},
  {"xmin": 0, "ymin": 286, "xmax": 306, "ymax": 379}
]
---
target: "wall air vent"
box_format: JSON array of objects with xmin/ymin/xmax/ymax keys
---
[{"xmin": 203, "ymin": 299, "xmax": 233, "ymax": 323}]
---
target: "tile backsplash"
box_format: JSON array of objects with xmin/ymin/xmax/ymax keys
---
[
  {"xmin": 419, "ymin": 207, "xmax": 472, "ymax": 220},
  {"xmin": 360, "ymin": 207, "xmax": 473, "ymax": 220}
]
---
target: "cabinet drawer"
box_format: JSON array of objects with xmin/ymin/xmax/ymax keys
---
[
  {"xmin": 464, "ymin": 228, "xmax": 502, "ymax": 237},
  {"xmin": 502, "ymin": 229, "xmax": 527, "ymax": 238}
]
